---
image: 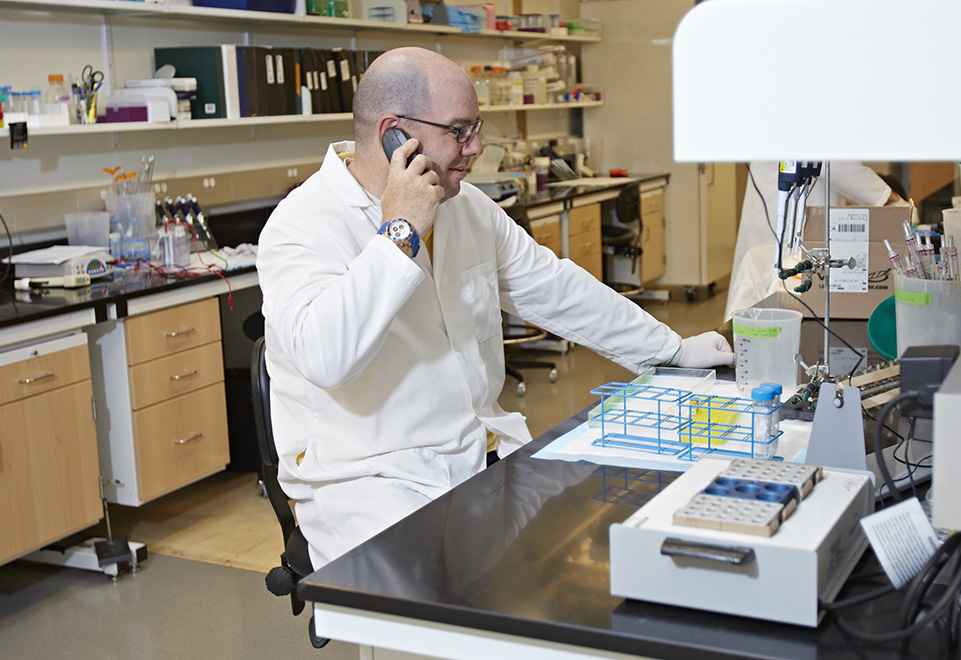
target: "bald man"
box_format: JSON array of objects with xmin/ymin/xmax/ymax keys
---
[{"xmin": 257, "ymin": 47, "xmax": 733, "ymax": 568}]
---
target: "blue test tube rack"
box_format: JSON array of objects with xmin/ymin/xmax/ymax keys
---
[{"xmin": 589, "ymin": 382, "xmax": 783, "ymax": 461}]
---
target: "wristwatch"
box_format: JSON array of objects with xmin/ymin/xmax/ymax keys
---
[{"xmin": 378, "ymin": 218, "xmax": 420, "ymax": 257}]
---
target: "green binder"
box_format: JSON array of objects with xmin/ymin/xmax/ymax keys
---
[{"xmin": 154, "ymin": 46, "xmax": 226, "ymax": 119}]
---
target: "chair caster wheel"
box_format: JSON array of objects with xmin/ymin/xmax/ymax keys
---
[
  {"xmin": 516, "ymin": 382, "xmax": 527, "ymax": 397},
  {"xmin": 549, "ymin": 368, "xmax": 558, "ymax": 383}
]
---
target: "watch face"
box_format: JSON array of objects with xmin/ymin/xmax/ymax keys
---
[{"xmin": 386, "ymin": 220, "xmax": 412, "ymax": 241}]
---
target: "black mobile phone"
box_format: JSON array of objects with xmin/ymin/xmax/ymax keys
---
[{"xmin": 382, "ymin": 127, "xmax": 417, "ymax": 168}]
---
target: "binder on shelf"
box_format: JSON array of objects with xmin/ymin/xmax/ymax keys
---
[
  {"xmin": 246, "ymin": 46, "xmax": 270, "ymax": 116},
  {"xmin": 331, "ymin": 47, "xmax": 356, "ymax": 113},
  {"xmin": 318, "ymin": 48, "xmax": 344, "ymax": 112},
  {"xmin": 302, "ymin": 48, "xmax": 326, "ymax": 115},
  {"xmin": 277, "ymin": 47, "xmax": 299, "ymax": 115},
  {"xmin": 154, "ymin": 46, "xmax": 226, "ymax": 119},
  {"xmin": 221, "ymin": 45, "xmax": 241, "ymax": 119},
  {"xmin": 353, "ymin": 50, "xmax": 369, "ymax": 79}
]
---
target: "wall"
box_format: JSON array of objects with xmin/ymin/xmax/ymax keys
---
[{"xmin": 581, "ymin": 0, "xmax": 738, "ymax": 288}]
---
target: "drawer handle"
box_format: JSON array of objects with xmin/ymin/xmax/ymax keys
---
[
  {"xmin": 173, "ymin": 432, "xmax": 203, "ymax": 445},
  {"xmin": 581, "ymin": 242, "xmax": 595, "ymax": 250},
  {"xmin": 167, "ymin": 327, "xmax": 195, "ymax": 338},
  {"xmin": 169, "ymin": 369, "xmax": 198, "ymax": 381},
  {"xmin": 661, "ymin": 538, "xmax": 756, "ymax": 566},
  {"xmin": 20, "ymin": 372, "xmax": 54, "ymax": 385}
]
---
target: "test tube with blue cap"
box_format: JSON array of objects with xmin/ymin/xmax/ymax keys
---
[
  {"xmin": 750, "ymin": 387, "xmax": 777, "ymax": 459},
  {"xmin": 759, "ymin": 382, "xmax": 782, "ymax": 437}
]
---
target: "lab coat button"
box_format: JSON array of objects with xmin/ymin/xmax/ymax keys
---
[{"xmin": 453, "ymin": 344, "xmax": 461, "ymax": 353}]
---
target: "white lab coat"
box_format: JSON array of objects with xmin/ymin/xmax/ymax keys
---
[
  {"xmin": 724, "ymin": 162, "xmax": 892, "ymax": 320},
  {"xmin": 257, "ymin": 141, "xmax": 681, "ymax": 568}
]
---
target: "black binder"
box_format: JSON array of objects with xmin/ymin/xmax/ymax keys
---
[
  {"xmin": 319, "ymin": 49, "xmax": 342, "ymax": 113},
  {"xmin": 331, "ymin": 48, "xmax": 356, "ymax": 113}
]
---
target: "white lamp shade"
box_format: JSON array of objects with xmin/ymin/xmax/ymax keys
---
[{"xmin": 673, "ymin": 0, "xmax": 961, "ymax": 162}]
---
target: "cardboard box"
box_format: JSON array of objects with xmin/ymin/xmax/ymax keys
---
[{"xmin": 783, "ymin": 205, "xmax": 912, "ymax": 320}]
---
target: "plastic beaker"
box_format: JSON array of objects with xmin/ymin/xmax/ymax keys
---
[
  {"xmin": 105, "ymin": 192, "xmax": 156, "ymax": 240},
  {"xmin": 64, "ymin": 211, "xmax": 110, "ymax": 247},
  {"xmin": 731, "ymin": 308, "xmax": 802, "ymax": 396},
  {"xmin": 894, "ymin": 273, "xmax": 961, "ymax": 356}
]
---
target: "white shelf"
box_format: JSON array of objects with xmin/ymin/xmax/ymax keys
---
[
  {"xmin": 0, "ymin": 104, "xmax": 603, "ymax": 138},
  {"xmin": 1, "ymin": 0, "xmax": 602, "ymax": 43},
  {"xmin": 0, "ymin": 113, "xmax": 353, "ymax": 139},
  {"xmin": 484, "ymin": 100, "xmax": 603, "ymax": 113},
  {"xmin": 1, "ymin": 0, "xmax": 165, "ymax": 15}
]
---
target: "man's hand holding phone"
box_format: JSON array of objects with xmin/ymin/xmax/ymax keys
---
[{"xmin": 381, "ymin": 132, "xmax": 443, "ymax": 240}]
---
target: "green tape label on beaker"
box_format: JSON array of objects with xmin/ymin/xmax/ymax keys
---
[
  {"xmin": 895, "ymin": 289, "xmax": 932, "ymax": 306},
  {"xmin": 732, "ymin": 323, "xmax": 782, "ymax": 338}
]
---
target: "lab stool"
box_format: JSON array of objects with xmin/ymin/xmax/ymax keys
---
[{"xmin": 503, "ymin": 320, "xmax": 558, "ymax": 396}]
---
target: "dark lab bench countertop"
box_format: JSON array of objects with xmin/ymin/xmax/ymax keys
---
[
  {"xmin": 0, "ymin": 265, "xmax": 256, "ymax": 330},
  {"xmin": 516, "ymin": 172, "xmax": 670, "ymax": 210},
  {"xmin": 299, "ymin": 408, "xmax": 952, "ymax": 660}
]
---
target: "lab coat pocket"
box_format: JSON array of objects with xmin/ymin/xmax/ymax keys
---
[{"xmin": 460, "ymin": 261, "xmax": 501, "ymax": 343}]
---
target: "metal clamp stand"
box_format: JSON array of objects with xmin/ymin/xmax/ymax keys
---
[{"xmin": 805, "ymin": 382, "xmax": 866, "ymax": 471}]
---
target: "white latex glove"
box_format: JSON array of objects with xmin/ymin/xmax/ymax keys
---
[{"xmin": 672, "ymin": 331, "xmax": 734, "ymax": 368}]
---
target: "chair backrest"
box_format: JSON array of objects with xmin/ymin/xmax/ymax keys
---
[
  {"xmin": 616, "ymin": 182, "xmax": 643, "ymax": 227},
  {"xmin": 251, "ymin": 337, "xmax": 301, "ymax": 551}
]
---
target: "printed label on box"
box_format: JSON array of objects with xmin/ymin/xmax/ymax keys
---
[{"xmin": 829, "ymin": 208, "xmax": 870, "ymax": 293}]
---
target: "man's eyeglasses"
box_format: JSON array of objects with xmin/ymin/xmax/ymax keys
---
[{"xmin": 397, "ymin": 115, "xmax": 484, "ymax": 144}]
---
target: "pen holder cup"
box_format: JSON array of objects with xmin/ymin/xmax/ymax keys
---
[
  {"xmin": 894, "ymin": 273, "xmax": 961, "ymax": 357},
  {"xmin": 64, "ymin": 211, "xmax": 110, "ymax": 247}
]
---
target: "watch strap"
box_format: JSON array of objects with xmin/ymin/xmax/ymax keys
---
[{"xmin": 378, "ymin": 219, "xmax": 421, "ymax": 257}]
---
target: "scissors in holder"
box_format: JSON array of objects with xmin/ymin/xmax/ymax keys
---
[{"xmin": 81, "ymin": 65, "xmax": 104, "ymax": 96}]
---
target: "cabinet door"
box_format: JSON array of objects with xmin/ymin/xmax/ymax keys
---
[
  {"xmin": 641, "ymin": 192, "xmax": 666, "ymax": 283},
  {"xmin": 570, "ymin": 203, "xmax": 602, "ymax": 280},
  {"xmin": 0, "ymin": 381, "xmax": 101, "ymax": 564}
]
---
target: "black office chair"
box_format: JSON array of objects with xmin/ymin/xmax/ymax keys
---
[
  {"xmin": 500, "ymin": 205, "xmax": 559, "ymax": 396},
  {"xmin": 601, "ymin": 182, "xmax": 645, "ymax": 297},
  {"xmin": 502, "ymin": 317, "xmax": 558, "ymax": 396},
  {"xmin": 251, "ymin": 336, "xmax": 329, "ymax": 649}
]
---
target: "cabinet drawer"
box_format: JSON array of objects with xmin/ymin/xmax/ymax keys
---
[
  {"xmin": 569, "ymin": 231, "xmax": 601, "ymax": 261},
  {"xmin": 529, "ymin": 216, "xmax": 560, "ymax": 246},
  {"xmin": 0, "ymin": 346, "xmax": 91, "ymax": 406},
  {"xmin": 125, "ymin": 298, "xmax": 221, "ymax": 366},
  {"xmin": 641, "ymin": 191, "xmax": 664, "ymax": 215},
  {"xmin": 0, "ymin": 380, "xmax": 101, "ymax": 564},
  {"xmin": 133, "ymin": 382, "xmax": 230, "ymax": 502},
  {"xmin": 569, "ymin": 203, "xmax": 601, "ymax": 235},
  {"xmin": 574, "ymin": 252, "xmax": 603, "ymax": 281},
  {"xmin": 128, "ymin": 341, "xmax": 225, "ymax": 410}
]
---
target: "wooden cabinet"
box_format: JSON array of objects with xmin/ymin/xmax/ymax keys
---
[
  {"xmin": 89, "ymin": 298, "xmax": 229, "ymax": 506},
  {"xmin": 569, "ymin": 202, "xmax": 603, "ymax": 280},
  {"xmin": 0, "ymin": 335, "xmax": 101, "ymax": 566},
  {"xmin": 529, "ymin": 216, "xmax": 562, "ymax": 257},
  {"xmin": 640, "ymin": 189, "xmax": 666, "ymax": 283}
]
